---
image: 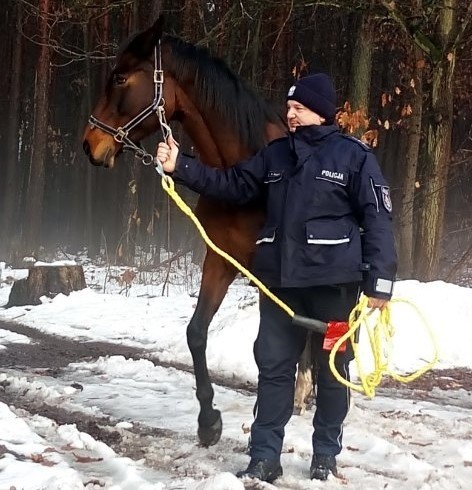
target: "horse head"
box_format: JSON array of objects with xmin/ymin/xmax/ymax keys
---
[{"xmin": 82, "ymin": 16, "xmax": 178, "ymax": 168}]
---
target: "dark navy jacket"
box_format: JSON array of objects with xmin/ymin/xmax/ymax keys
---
[{"xmin": 173, "ymin": 124, "xmax": 397, "ymax": 299}]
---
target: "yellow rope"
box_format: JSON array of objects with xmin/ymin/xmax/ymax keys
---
[
  {"xmin": 328, "ymin": 294, "xmax": 440, "ymax": 398},
  {"xmin": 161, "ymin": 174, "xmax": 439, "ymax": 398},
  {"xmin": 161, "ymin": 175, "xmax": 295, "ymax": 317}
]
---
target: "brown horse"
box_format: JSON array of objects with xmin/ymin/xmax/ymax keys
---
[{"xmin": 83, "ymin": 17, "xmax": 314, "ymax": 446}]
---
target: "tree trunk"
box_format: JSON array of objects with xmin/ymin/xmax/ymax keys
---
[
  {"xmin": 1, "ymin": 2, "xmax": 23, "ymax": 260},
  {"xmin": 83, "ymin": 21, "xmax": 99, "ymax": 258},
  {"xmin": 6, "ymin": 265, "xmax": 86, "ymax": 308},
  {"xmin": 397, "ymin": 45, "xmax": 423, "ymax": 278},
  {"xmin": 250, "ymin": 13, "xmax": 262, "ymax": 85},
  {"xmin": 182, "ymin": 0, "xmax": 201, "ymax": 40},
  {"xmin": 347, "ymin": 13, "xmax": 374, "ymax": 138},
  {"xmin": 22, "ymin": 0, "xmax": 53, "ymax": 256},
  {"xmin": 415, "ymin": 1, "xmax": 456, "ymax": 280},
  {"xmin": 263, "ymin": 3, "xmax": 292, "ymax": 98}
]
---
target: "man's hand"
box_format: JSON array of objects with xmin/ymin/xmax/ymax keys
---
[
  {"xmin": 366, "ymin": 297, "xmax": 389, "ymax": 310},
  {"xmin": 156, "ymin": 135, "xmax": 179, "ymax": 173}
]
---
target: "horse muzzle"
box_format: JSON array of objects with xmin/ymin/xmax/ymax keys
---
[{"xmin": 82, "ymin": 132, "xmax": 118, "ymax": 168}]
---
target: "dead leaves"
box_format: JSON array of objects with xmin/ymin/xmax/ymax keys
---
[
  {"xmin": 1, "ymin": 443, "xmax": 102, "ymax": 467},
  {"xmin": 338, "ymin": 80, "xmax": 420, "ymax": 144},
  {"xmin": 401, "ymin": 104, "xmax": 413, "ymax": 117},
  {"xmin": 119, "ymin": 268, "xmax": 136, "ymax": 286},
  {"xmin": 336, "ymin": 102, "xmax": 378, "ymax": 147},
  {"xmin": 381, "ymin": 93, "xmax": 392, "ymax": 108},
  {"xmin": 72, "ymin": 452, "xmax": 104, "ymax": 463},
  {"xmin": 336, "ymin": 102, "xmax": 371, "ymax": 139},
  {"xmin": 362, "ymin": 129, "xmax": 379, "ymax": 147},
  {"xmin": 0, "ymin": 445, "xmax": 59, "ymax": 467},
  {"xmin": 31, "ymin": 452, "xmax": 56, "ymax": 466}
]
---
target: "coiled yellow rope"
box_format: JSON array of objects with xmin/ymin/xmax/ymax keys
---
[
  {"xmin": 160, "ymin": 173, "xmax": 439, "ymax": 398},
  {"xmin": 329, "ymin": 294, "xmax": 439, "ymax": 398}
]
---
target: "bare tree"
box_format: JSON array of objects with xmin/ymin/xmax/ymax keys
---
[
  {"xmin": 347, "ymin": 12, "xmax": 374, "ymax": 138},
  {"xmin": 1, "ymin": 1, "xmax": 24, "ymax": 260},
  {"xmin": 22, "ymin": 0, "xmax": 54, "ymax": 257},
  {"xmin": 397, "ymin": 43, "xmax": 424, "ymax": 278}
]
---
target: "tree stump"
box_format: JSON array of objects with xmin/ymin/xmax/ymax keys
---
[{"xmin": 6, "ymin": 265, "xmax": 86, "ymax": 308}]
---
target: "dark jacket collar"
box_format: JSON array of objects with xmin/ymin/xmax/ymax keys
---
[
  {"xmin": 292, "ymin": 124, "xmax": 339, "ymax": 144},
  {"xmin": 289, "ymin": 124, "xmax": 339, "ymax": 164}
]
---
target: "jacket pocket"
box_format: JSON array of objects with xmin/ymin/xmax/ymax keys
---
[
  {"xmin": 305, "ymin": 220, "xmax": 350, "ymax": 245},
  {"xmin": 256, "ymin": 226, "xmax": 277, "ymax": 245}
]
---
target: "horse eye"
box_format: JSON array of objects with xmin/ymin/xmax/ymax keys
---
[{"xmin": 113, "ymin": 74, "xmax": 127, "ymax": 86}]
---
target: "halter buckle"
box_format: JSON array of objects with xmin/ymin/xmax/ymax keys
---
[
  {"xmin": 114, "ymin": 127, "xmax": 128, "ymax": 143},
  {"xmin": 154, "ymin": 69, "xmax": 164, "ymax": 84}
]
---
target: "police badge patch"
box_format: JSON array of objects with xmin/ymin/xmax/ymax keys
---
[{"xmin": 381, "ymin": 186, "xmax": 392, "ymax": 212}]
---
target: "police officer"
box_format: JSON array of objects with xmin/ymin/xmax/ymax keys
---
[{"xmin": 156, "ymin": 73, "xmax": 397, "ymax": 482}]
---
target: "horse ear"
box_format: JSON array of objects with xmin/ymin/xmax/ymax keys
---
[
  {"xmin": 144, "ymin": 15, "xmax": 165, "ymax": 51},
  {"xmin": 150, "ymin": 15, "xmax": 165, "ymax": 39},
  {"xmin": 128, "ymin": 16, "xmax": 165, "ymax": 59}
]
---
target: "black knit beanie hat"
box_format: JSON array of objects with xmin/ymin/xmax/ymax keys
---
[{"xmin": 287, "ymin": 73, "xmax": 336, "ymax": 123}]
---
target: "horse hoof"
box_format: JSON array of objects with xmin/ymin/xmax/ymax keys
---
[{"xmin": 198, "ymin": 410, "xmax": 222, "ymax": 447}]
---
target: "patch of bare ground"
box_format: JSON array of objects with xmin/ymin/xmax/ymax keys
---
[{"xmin": 380, "ymin": 367, "xmax": 472, "ymax": 392}]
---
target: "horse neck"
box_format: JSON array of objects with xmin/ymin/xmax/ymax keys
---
[
  {"xmin": 175, "ymin": 96, "xmax": 230, "ymax": 167},
  {"xmin": 174, "ymin": 85, "xmax": 284, "ymax": 168}
]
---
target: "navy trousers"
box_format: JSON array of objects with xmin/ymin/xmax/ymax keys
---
[{"xmin": 250, "ymin": 285, "xmax": 359, "ymax": 462}]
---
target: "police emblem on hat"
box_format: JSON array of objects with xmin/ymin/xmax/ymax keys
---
[
  {"xmin": 287, "ymin": 85, "xmax": 296, "ymax": 96},
  {"xmin": 381, "ymin": 186, "xmax": 392, "ymax": 212}
]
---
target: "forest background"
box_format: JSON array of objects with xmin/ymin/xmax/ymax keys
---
[{"xmin": 0, "ymin": 0, "xmax": 471, "ymax": 283}]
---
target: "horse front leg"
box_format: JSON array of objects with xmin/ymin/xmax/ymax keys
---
[
  {"xmin": 294, "ymin": 332, "xmax": 314, "ymax": 415},
  {"xmin": 187, "ymin": 251, "xmax": 237, "ymax": 446}
]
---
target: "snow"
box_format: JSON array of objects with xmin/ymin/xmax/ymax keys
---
[
  {"xmin": 34, "ymin": 260, "xmax": 78, "ymax": 267},
  {"xmin": 0, "ymin": 328, "xmax": 31, "ymax": 349},
  {"xmin": 0, "ymin": 261, "xmax": 471, "ymax": 489}
]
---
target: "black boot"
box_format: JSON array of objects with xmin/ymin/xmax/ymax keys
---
[
  {"xmin": 236, "ymin": 459, "xmax": 283, "ymax": 483},
  {"xmin": 310, "ymin": 453, "xmax": 337, "ymax": 481}
]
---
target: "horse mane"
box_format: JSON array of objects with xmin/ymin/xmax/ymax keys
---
[{"xmin": 162, "ymin": 35, "xmax": 284, "ymax": 152}]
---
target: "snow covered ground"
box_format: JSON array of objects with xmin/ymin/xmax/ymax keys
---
[{"xmin": 0, "ymin": 261, "xmax": 471, "ymax": 489}]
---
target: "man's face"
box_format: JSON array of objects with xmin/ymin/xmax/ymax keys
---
[{"xmin": 286, "ymin": 100, "xmax": 325, "ymax": 132}]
